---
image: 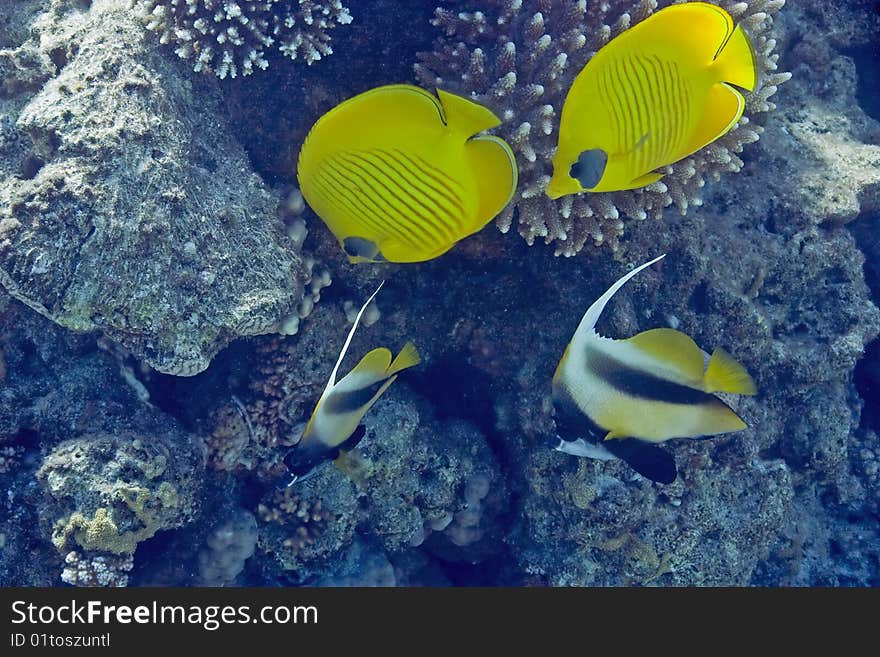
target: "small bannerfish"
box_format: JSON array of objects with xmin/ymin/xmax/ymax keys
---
[
  {"xmin": 297, "ymin": 84, "xmax": 518, "ymax": 263},
  {"xmin": 551, "ymin": 254, "xmax": 757, "ymax": 483},
  {"xmin": 546, "ymin": 2, "xmax": 758, "ymax": 197},
  {"xmin": 283, "ymin": 282, "xmax": 420, "ymax": 483}
]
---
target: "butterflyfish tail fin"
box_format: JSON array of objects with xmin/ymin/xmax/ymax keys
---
[
  {"xmin": 437, "ymin": 88, "xmax": 502, "ymax": 136},
  {"xmin": 387, "ymin": 341, "xmax": 421, "ymax": 376},
  {"xmin": 678, "ymin": 82, "xmax": 746, "ymax": 160},
  {"xmin": 713, "ymin": 23, "xmax": 758, "ymax": 92},
  {"xmin": 465, "ymin": 134, "xmax": 518, "ymax": 232},
  {"xmin": 322, "ymin": 282, "xmax": 385, "ymax": 396},
  {"xmin": 574, "ymin": 254, "xmax": 666, "ymax": 343},
  {"xmin": 704, "ymin": 347, "xmax": 757, "ymax": 395}
]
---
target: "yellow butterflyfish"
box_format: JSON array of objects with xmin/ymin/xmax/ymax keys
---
[
  {"xmin": 297, "ymin": 84, "xmax": 518, "ymax": 263},
  {"xmin": 283, "ymin": 282, "xmax": 420, "ymax": 483},
  {"xmin": 551, "ymin": 254, "xmax": 757, "ymax": 483},
  {"xmin": 546, "ymin": 2, "xmax": 758, "ymax": 198}
]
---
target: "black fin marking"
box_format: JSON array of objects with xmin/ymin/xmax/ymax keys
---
[
  {"xmin": 570, "ymin": 148, "xmax": 608, "ymax": 190},
  {"xmin": 552, "ymin": 385, "xmax": 607, "ymax": 442},
  {"xmin": 604, "ymin": 439, "xmax": 677, "ymax": 484}
]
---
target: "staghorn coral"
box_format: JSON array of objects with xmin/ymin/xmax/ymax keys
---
[
  {"xmin": 416, "ymin": 0, "xmax": 790, "ymax": 255},
  {"xmin": 132, "ymin": 0, "xmax": 353, "ymax": 79},
  {"xmin": 60, "ymin": 550, "xmax": 134, "ymax": 587}
]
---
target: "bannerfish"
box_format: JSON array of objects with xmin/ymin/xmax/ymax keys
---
[
  {"xmin": 297, "ymin": 84, "xmax": 518, "ymax": 263},
  {"xmin": 551, "ymin": 254, "xmax": 757, "ymax": 483},
  {"xmin": 546, "ymin": 2, "xmax": 758, "ymax": 197},
  {"xmin": 283, "ymin": 282, "xmax": 420, "ymax": 483}
]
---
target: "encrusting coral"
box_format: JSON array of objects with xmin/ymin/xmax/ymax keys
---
[
  {"xmin": 60, "ymin": 550, "xmax": 134, "ymax": 587},
  {"xmin": 132, "ymin": 0, "xmax": 353, "ymax": 79},
  {"xmin": 416, "ymin": 0, "xmax": 791, "ymax": 256}
]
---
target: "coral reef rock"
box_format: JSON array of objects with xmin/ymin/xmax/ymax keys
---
[
  {"xmin": 0, "ymin": 0, "xmax": 308, "ymax": 375},
  {"xmin": 416, "ymin": 0, "xmax": 790, "ymax": 255}
]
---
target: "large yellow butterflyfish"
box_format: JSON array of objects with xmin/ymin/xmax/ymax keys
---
[
  {"xmin": 283, "ymin": 282, "xmax": 420, "ymax": 483},
  {"xmin": 297, "ymin": 84, "xmax": 518, "ymax": 263},
  {"xmin": 546, "ymin": 2, "xmax": 758, "ymax": 198},
  {"xmin": 551, "ymin": 254, "xmax": 757, "ymax": 483}
]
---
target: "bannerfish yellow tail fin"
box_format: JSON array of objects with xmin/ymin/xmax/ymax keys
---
[
  {"xmin": 678, "ymin": 82, "xmax": 745, "ymax": 159},
  {"xmin": 625, "ymin": 328, "xmax": 706, "ymax": 384},
  {"xmin": 437, "ymin": 88, "xmax": 502, "ymax": 136},
  {"xmin": 704, "ymin": 347, "xmax": 757, "ymax": 395},
  {"xmin": 387, "ymin": 341, "xmax": 420, "ymax": 377},
  {"xmin": 350, "ymin": 347, "xmax": 394, "ymax": 379},
  {"xmin": 465, "ymin": 134, "xmax": 518, "ymax": 230},
  {"xmin": 713, "ymin": 23, "xmax": 758, "ymax": 92},
  {"xmin": 573, "ymin": 254, "xmax": 666, "ymax": 343}
]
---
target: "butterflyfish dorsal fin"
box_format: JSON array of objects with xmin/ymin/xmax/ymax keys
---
[
  {"xmin": 704, "ymin": 347, "xmax": 757, "ymax": 395},
  {"xmin": 624, "ymin": 328, "xmax": 706, "ymax": 384},
  {"xmin": 437, "ymin": 88, "xmax": 502, "ymax": 136},
  {"xmin": 573, "ymin": 254, "xmax": 666, "ymax": 343},
  {"xmin": 464, "ymin": 134, "xmax": 518, "ymax": 232}
]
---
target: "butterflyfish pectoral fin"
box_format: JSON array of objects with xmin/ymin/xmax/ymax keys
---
[
  {"xmin": 619, "ymin": 171, "xmax": 664, "ymax": 190},
  {"xmin": 625, "ymin": 328, "xmax": 706, "ymax": 385},
  {"xmin": 703, "ymin": 348, "xmax": 757, "ymax": 395},
  {"xmin": 343, "ymin": 236, "xmax": 385, "ymax": 263},
  {"xmin": 437, "ymin": 88, "xmax": 502, "ymax": 135},
  {"xmin": 604, "ymin": 430, "xmax": 627, "ymax": 441}
]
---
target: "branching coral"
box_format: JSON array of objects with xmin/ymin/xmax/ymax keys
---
[
  {"xmin": 416, "ymin": 0, "xmax": 790, "ymax": 256},
  {"xmin": 132, "ymin": 0, "xmax": 353, "ymax": 79},
  {"xmin": 257, "ymin": 487, "xmax": 334, "ymax": 555},
  {"xmin": 60, "ymin": 550, "xmax": 134, "ymax": 588}
]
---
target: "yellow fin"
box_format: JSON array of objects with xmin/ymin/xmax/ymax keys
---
[
  {"xmin": 437, "ymin": 88, "xmax": 501, "ymax": 136},
  {"xmin": 387, "ymin": 341, "xmax": 420, "ymax": 376},
  {"xmin": 623, "ymin": 171, "xmax": 664, "ymax": 191},
  {"xmin": 465, "ymin": 134, "xmax": 518, "ymax": 231},
  {"xmin": 625, "ymin": 328, "xmax": 706, "ymax": 384},
  {"xmin": 350, "ymin": 347, "xmax": 393, "ymax": 378},
  {"xmin": 713, "ymin": 23, "xmax": 758, "ymax": 92},
  {"xmin": 604, "ymin": 431, "xmax": 627, "ymax": 442},
  {"xmin": 679, "ymin": 82, "xmax": 745, "ymax": 160},
  {"xmin": 704, "ymin": 348, "xmax": 757, "ymax": 395}
]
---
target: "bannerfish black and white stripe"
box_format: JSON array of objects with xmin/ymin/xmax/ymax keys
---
[
  {"xmin": 283, "ymin": 282, "xmax": 420, "ymax": 482},
  {"xmin": 551, "ymin": 254, "xmax": 757, "ymax": 483}
]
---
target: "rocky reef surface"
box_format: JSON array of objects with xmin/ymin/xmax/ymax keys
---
[{"xmin": 1, "ymin": 0, "xmax": 879, "ymax": 586}]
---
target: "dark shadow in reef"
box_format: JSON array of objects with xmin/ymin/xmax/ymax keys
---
[
  {"xmin": 850, "ymin": 212, "xmax": 880, "ymax": 430},
  {"xmin": 221, "ymin": 1, "xmax": 439, "ymax": 185},
  {"xmin": 844, "ymin": 43, "xmax": 880, "ymax": 123}
]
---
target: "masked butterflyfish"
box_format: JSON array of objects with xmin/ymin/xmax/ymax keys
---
[
  {"xmin": 551, "ymin": 254, "xmax": 757, "ymax": 484},
  {"xmin": 283, "ymin": 282, "xmax": 420, "ymax": 483},
  {"xmin": 297, "ymin": 84, "xmax": 518, "ymax": 263},
  {"xmin": 546, "ymin": 2, "xmax": 758, "ymax": 198}
]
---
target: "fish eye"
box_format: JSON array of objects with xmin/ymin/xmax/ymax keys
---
[{"xmin": 571, "ymin": 149, "xmax": 608, "ymax": 190}]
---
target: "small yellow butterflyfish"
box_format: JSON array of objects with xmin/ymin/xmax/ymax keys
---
[
  {"xmin": 283, "ymin": 282, "xmax": 420, "ymax": 482},
  {"xmin": 551, "ymin": 254, "xmax": 757, "ymax": 483},
  {"xmin": 546, "ymin": 2, "xmax": 758, "ymax": 198},
  {"xmin": 297, "ymin": 84, "xmax": 518, "ymax": 263}
]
